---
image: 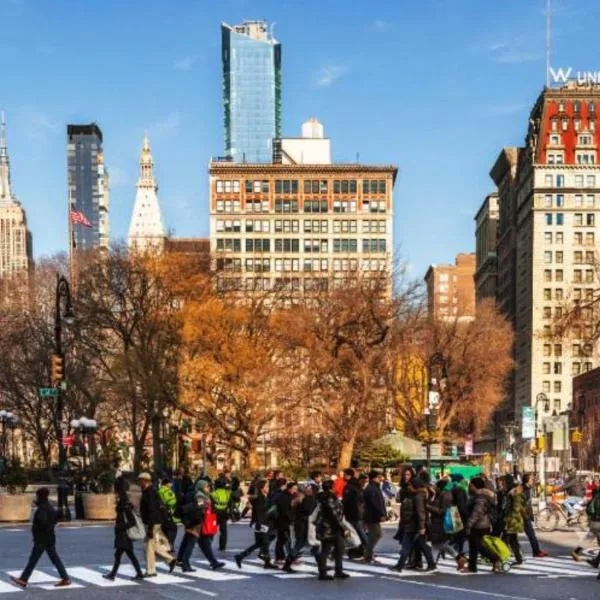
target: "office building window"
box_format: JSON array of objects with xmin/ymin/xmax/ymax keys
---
[
  {"xmin": 543, "ymin": 362, "xmax": 551, "ymax": 374},
  {"xmin": 555, "ymin": 251, "xmax": 563, "ymax": 263},
  {"xmin": 545, "ymin": 174, "xmax": 553, "ymax": 186},
  {"xmin": 274, "ymin": 239, "xmax": 299, "ymax": 253},
  {"xmin": 275, "ymin": 180, "xmax": 299, "ymax": 194},
  {"xmin": 554, "ymin": 363, "xmax": 562, "ymax": 375},
  {"xmin": 544, "ymin": 251, "xmax": 552, "ymax": 263},
  {"xmin": 556, "ymin": 175, "xmax": 565, "ymax": 187},
  {"xmin": 587, "ymin": 213, "xmax": 595, "ymax": 226},
  {"xmin": 544, "ymin": 232, "xmax": 552, "ymax": 244},
  {"xmin": 556, "ymin": 232, "xmax": 563, "ymax": 244},
  {"xmin": 333, "ymin": 180, "xmax": 357, "ymax": 194},
  {"xmin": 587, "ymin": 175, "xmax": 596, "ymax": 187},
  {"xmin": 556, "ymin": 213, "xmax": 564, "ymax": 225},
  {"xmin": 544, "ymin": 269, "xmax": 552, "ymax": 282},
  {"xmin": 544, "ymin": 194, "xmax": 552, "ymax": 208},
  {"xmin": 545, "ymin": 213, "xmax": 553, "ymax": 225},
  {"xmin": 575, "ymin": 175, "xmax": 584, "ymax": 187},
  {"xmin": 556, "ymin": 194, "xmax": 564, "ymax": 207},
  {"xmin": 555, "ymin": 269, "xmax": 563, "ymax": 282}
]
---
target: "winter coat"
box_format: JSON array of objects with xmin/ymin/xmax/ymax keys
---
[
  {"xmin": 466, "ymin": 488, "xmax": 496, "ymax": 533},
  {"xmin": 114, "ymin": 500, "xmax": 136, "ymax": 550},
  {"xmin": 504, "ymin": 487, "xmax": 526, "ymax": 534},
  {"xmin": 333, "ymin": 478, "xmax": 346, "ymax": 499},
  {"xmin": 31, "ymin": 501, "xmax": 58, "ymax": 547},
  {"xmin": 140, "ymin": 485, "xmax": 164, "ymax": 527},
  {"xmin": 342, "ymin": 478, "xmax": 364, "ymax": 522},
  {"xmin": 271, "ymin": 490, "xmax": 294, "ymax": 528},
  {"xmin": 522, "ymin": 484, "xmax": 535, "ymax": 521},
  {"xmin": 363, "ymin": 481, "xmax": 386, "ymax": 524},
  {"xmin": 315, "ymin": 491, "xmax": 345, "ymax": 541},
  {"xmin": 399, "ymin": 487, "xmax": 428, "ymax": 534},
  {"xmin": 250, "ymin": 494, "xmax": 270, "ymax": 531},
  {"xmin": 451, "ymin": 484, "xmax": 469, "ymax": 524},
  {"xmin": 427, "ymin": 489, "xmax": 453, "ymax": 544}
]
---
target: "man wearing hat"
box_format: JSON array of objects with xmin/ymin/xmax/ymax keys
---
[
  {"xmin": 138, "ymin": 472, "xmax": 176, "ymax": 576},
  {"xmin": 362, "ymin": 470, "xmax": 387, "ymax": 563}
]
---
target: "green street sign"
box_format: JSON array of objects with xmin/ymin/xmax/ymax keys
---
[{"xmin": 38, "ymin": 387, "xmax": 58, "ymax": 398}]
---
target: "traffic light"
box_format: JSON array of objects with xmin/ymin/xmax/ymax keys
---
[
  {"xmin": 51, "ymin": 354, "xmax": 64, "ymax": 386},
  {"xmin": 571, "ymin": 429, "xmax": 584, "ymax": 444},
  {"xmin": 536, "ymin": 435, "xmax": 546, "ymax": 451}
]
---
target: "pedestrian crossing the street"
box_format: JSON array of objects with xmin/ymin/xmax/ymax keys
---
[{"xmin": 0, "ymin": 553, "xmax": 596, "ymax": 593}]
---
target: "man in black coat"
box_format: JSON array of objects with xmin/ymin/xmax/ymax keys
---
[
  {"xmin": 11, "ymin": 488, "xmax": 71, "ymax": 589},
  {"xmin": 342, "ymin": 468, "xmax": 368, "ymax": 557},
  {"xmin": 362, "ymin": 470, "xmax": 387, "ymax": 563},
  {"xmin": 390, "ymin": 478, "xmax": 436, "ymax": 573},
  {"xmin": 139, "ymin": 472, "xmax": 175, "ymax": 577},
  {"xmin": 270, "ymin": 480, "xmax": 297, "ymax": 572},
  {"xmin": 314, "ymin": 479, "xmax": 350, "ymax": 580}
]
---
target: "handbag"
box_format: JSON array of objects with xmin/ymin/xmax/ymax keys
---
[
  {"xmin": 443, "ymin": 505, "xmax": 464, "ymax": 534},
  {"xmin": 201, "ymin": 505, "xmax": 219, "ymax": 536},
  {"xmin": 126, "ymin": 511, "xmax": 146, "ymax": 541}
]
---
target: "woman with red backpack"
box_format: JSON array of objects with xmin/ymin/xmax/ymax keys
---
[{"xmin": 177, "ymin": 480, "xmax": 225, "ymax": 572}]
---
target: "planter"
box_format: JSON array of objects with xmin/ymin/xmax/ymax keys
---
[
  {"xmin": 0, "ymin": 494, "xmax": 32, "ymax": 522},
  {"xmin": 82, "ymin": 493, "xmax": 116, "ymax": 520}
]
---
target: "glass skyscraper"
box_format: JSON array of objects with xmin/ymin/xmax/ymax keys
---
[
  {"xmin": 222, "ymin": 21, "xmax": 281, "ymax": 163},
  {"xmin": 67, "ymin": 123, "xmax": 109, "ymax": 250}
]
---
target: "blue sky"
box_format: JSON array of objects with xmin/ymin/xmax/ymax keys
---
[{"xmin": 1, "ymin": 0, "xmax": 598, "ymax": 277}]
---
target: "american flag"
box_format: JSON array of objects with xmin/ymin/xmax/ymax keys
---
[{"xmin": 70, "ymin": 210, "xmax": 92, "ymax": 227}]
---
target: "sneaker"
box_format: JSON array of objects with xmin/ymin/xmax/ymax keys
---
[
  {"xmin": 263, "ymin": 562, "xmax": 279, "ymax": 570},
  {"xmin": 9, "ymin": 577, "xmax": 26, "ymax": 589},
  {"xmin": 182, "ymin": 568, "xmax": 196, "ymax": 573},
  {"xmin": 587, "ymin": 558, "xmax": 600, "ymax": 569},
  {"xmin": 335, "ymin": 572, "xmax": 350, "ymax": 579},
  {"xmin": 534, "ymin": 551, "xmax": 548, "ymax": 558},
  {"xmin": 235, "ymin": 554, "xmax": 243, "ymax": 569},
  {"xmin": 133, "ymin": 573, "xmax": 145, "ymax": 580},
  {"xmin": 572, "ymin": 547, "xmax": 583, "ymax": 562},
  {"xmin": 282, "ymin": 565, "xmax": 296, "ymax": 573},
  {"xmin": 211, "ymin": 562, "xmax": 225, "ymax": 570},
  {"xmin": 168, "ymin": 559, "xmax": 177, "ymax": 573},
  {"xmin": 54, "ymin": 579, "xmax": 72, "ymax": 588},
  {"xmin": 318, "ymin": 574, "xmax": 334, "ymax": 581},
  {"xmin": 389, "ymin": 563, "xmax": 403, "ymax": 573},
  {"xmin": 102, "ymin": 573, "xmax": 116, "ymax": 581}
]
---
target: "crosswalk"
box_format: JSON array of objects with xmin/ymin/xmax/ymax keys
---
[{"xmin": 0, "ymin": 553, "xmax": 596, "ymax": 594}]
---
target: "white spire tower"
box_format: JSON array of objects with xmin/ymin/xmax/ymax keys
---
[
  {"xmin": 0, "ymin": 111, "xmax": 32, "ymax": 280},
  {"xmin": 128, "ymin": 134, "xmax": 166, "ymax": 253},
  {"xmin": 0, "ymin": 111, "xmax": 14, "ymax": 203}
]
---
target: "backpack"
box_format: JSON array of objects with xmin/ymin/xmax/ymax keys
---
[
  {"xmin": 587, "ymin": 490, "xmax": 600, "ymax": 520},
  {"xmin": 201, "ymin": 504, "xmax": 219, "ymax": 536}
]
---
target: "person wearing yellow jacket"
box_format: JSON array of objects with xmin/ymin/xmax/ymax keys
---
[
  {"xmin": 159, "ymin": 478, "xmax": 180, "ymax": 551},
  {"xmin": 211, "ymin": 477, "xmax": 232, "ymax": 551}
]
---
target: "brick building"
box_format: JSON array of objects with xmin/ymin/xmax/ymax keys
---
[
  {"xmin": 572, "ymin": 368, "xmax": 600, "ymax": 470},
  {"xmin": 424, "ymin": 253, "xmax": 476, "ymax": 320}
]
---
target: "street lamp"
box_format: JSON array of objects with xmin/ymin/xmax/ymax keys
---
[
  {"xmin": 0, "ymin": 410, "xmax": 18, "ymax": 460},
  {"xmin": 70, "ymin": 417, "xmax": 98, "ymax": 473},
  {"xmin": 535, "ymin": 392, "xmax": 550, "ymax": 506},
  {"xmin": 426, "ymin": 352, "xmax": 448, "ymax": 471},
  {"xmin": 54, "ymin": 274, "xmax": 75, "ymax": 521}
]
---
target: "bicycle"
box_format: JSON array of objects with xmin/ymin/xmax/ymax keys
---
[{"xmin": 536, "ymin": 500, "xmax": 588, "ymax": 532}]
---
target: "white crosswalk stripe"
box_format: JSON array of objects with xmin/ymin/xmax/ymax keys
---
[{"xmin": 0, "ymin": 554, "xmax": 595, "ymax": 594}]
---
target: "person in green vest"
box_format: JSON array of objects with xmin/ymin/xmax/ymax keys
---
[
  {"xmin": 211, "ymin": 476, "xmax": 232, "ymax": 551},
  {"xmin": 158, "ymin": 478, "xmax": 181, "ymax": 551}
]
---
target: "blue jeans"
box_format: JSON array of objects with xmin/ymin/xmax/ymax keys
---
[
  {"xmin": 21, "ymin": 543, "xmax": 69, "ymax": 582},
  {"xmin": 180, "ymin": 533, "xmax": 219, "ymax": 569},
  {"xmin": 564, "ymin": 497, "xmax": 582, "ymax": 516},
  {"xmin": 523, "ymin": 518, "xmax": 541, "ymax": 555},
  {"xmin": 397, "ymin": 531, "xmax": 435, "ymax": 569}
]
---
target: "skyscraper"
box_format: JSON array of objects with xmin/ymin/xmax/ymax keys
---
[
  {"xmin": 128, "ymin": 134, "xmax": 165, "ymax": 253},
  {"xmin": 67, "ymin": 123, "xmax": 109, "ymax": 250},
  {"xmin": 221, "ymin": 20, "xmax": 281, "ymax": 163},
  {"xmin": 0, "ymin": 112, "xmax": 32, "ymax": 280}
]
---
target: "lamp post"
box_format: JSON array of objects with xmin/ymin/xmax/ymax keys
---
[
  {"xmin": 70, "ymin": 417, "xmax": 98, "ymax": 473},
  {"xmin": 535, "ymin": 392, "xmax": 550, "ymax": 507},
  {"xmin": 54, "ymin": 274, "xmax": 75, "ymax": 521},
  {"xmin": 426, "ymin": 352, "xmax": 448, "ymax": 472},
  {"xmin": 0, "ymin": 410, "xmax": 18, "ymax": 460}
]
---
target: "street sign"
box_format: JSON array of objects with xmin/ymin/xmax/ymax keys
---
[
  {"xmin": 465, "ymin": 436, "xmax": 473, "ymax": 456},
  {"xmin": 38, "ymin": 387, "xmax": 58, "ymax": 398},
  {"xmin": 62, "ymin": 435, "xmax": 75, "ymax": 448},
  {"xmin": 428, "ymin": 391, "xmax": 440, "ymax": 407},
  {"xmin": 522, "ymin": 406, "xmax": 535, "ymax": 439}
]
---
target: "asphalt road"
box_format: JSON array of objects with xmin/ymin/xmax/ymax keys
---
[{"xmin": 0, "ymin": 522, "xmax": 597, "ymax": 599}]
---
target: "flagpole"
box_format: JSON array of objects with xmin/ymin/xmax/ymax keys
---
[{"xmin": 68, "ymin": 189, "xmax": 77, "ymax": 292}]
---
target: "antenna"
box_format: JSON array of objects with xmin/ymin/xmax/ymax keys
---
[{"xmin": 546, "ymin": 0, "xmax": 552, "ymax": 87}]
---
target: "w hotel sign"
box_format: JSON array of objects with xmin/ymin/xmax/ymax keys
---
[{"xmin": 549, "ymin": 67, "xmax": 600, "ymax": 86}]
